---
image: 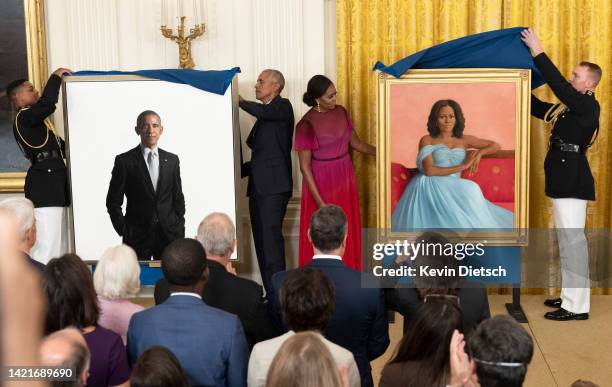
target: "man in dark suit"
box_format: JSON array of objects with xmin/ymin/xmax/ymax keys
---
[
  {"xmin": 0, "ymin": 197, "xmax": 45, "ymax": 272},
  {"xmin": 154, "ymin": 212, "xmax": 275, "ymax": 349},
  {"xmin": 127, "ymin": 238, "xmax": 248, "ymax": 387},
  {"xmin": 239, "ymin": 69, "xmax": 294, "ymax": 292},
  {"xmin": 106, "ymin": 110, "xmax": 185, "ymax": 260},
  {"xmin": 269, "ymin": 205, "xmax": 389, "ymax": 387},
  {"xmin": 522, "ymin": 29, "xmax": 601, "ymax": 321}
]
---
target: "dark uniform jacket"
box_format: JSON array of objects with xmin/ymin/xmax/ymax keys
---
[
  {"xmin": 106, "ymin": 146, "xmax": 185, "ymax": 248},
  {"xmin": 153, "ymin": 260, "xmax": 275, "ymax": 350},
  {"xmin": 240, "ymin": 95, "xmax": 294, "ymax": 196},
  {"xmin": 531, "ymin": 53, "xmax": 600, "ymax": 200},
  {"xmin": 13, "ymin": 74, "xmax": 70, "ymax": 208}
]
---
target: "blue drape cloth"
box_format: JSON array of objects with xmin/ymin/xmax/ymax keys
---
[
  {"xmin": 373, "ymin": 27, "xmax": 544, "ymax": 89},
  {"xmin": 73, "ymin": 67, "xmax": 241, "ymax": 95}
]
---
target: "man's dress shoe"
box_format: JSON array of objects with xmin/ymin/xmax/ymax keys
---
[
  {"xmin": 544, "ymin": 308, "xmax": 589, "ymax": 321},
  {"xmin": 544, "ymin": 298, "xmax": 562, "ymax": 308}
]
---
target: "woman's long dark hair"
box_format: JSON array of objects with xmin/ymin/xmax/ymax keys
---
[
  {"xmin": 427, "ymin": 99, "xmax": 465, "ymax": 138},
  {"xmin": 43, "ymin": 254, "xmax": 100, "ymax": 334},
  {"xmin": 388, "ymin": 299, "xmax": 463, "ymax": 386}
]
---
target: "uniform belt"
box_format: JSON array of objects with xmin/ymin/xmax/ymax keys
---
[
  {"xmin": 312, "ymin": 152, "xmax": 349, "ymax": 162},
  {"xmin": 549, "ymin": 142, "xmax": 582, "ymax": 153},
  {"xmin": 34, "ymin": 150, "xmax": 61, "ymax": 163}
]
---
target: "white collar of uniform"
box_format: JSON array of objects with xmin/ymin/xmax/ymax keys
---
[
  {"xmin": 313, "ymin": 254, "xmax": 342, "ymax": 261},
  {"xmin": 170, "ymin": 292, "xmax": 202, "ymax": 300}
]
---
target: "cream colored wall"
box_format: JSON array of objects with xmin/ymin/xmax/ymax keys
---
[{"xmin": 38, "ymin": 0, "xmax": 337, "ymax": 284}]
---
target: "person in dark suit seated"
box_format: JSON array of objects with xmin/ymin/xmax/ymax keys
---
[
  {"xmin": 384, "ymin": 231, "xmax": 490, "ymax": 335},
  {"xmin": 467, "ymin": 315, "xmax": 534, "ymax": 387},
  {"xmin": 239, "ymin": 69, "xmax": 294, "ymax": 292},
  {"xmin": 269, "ymin": 205, "xmax": 389, "ymax": 387},
  {"xmin": 0, "ymin": 197, "xmax": 45, "ymax": 272},
  {"xmin": 127, "ymin": 238, "xmax": 248, "ymax": 387},
  {"xmin": 380, "ymin": 299, "xmax": 463, "ymax": 387},
  {"xmin": 154, "ymin": 212, "xmax": 275, "ymax": 349},
  {"xmin": 106, "ymin": 110, "xmax": 185, "ymax": 260}
]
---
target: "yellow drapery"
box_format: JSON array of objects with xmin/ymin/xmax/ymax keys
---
[{"xmin": 337, "ymin": 0, "xmax": 611, "ymax": 293}]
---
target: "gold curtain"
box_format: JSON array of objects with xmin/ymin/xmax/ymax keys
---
[{"xmin": 337, "ymin": 0, "xmax": 612, "ymax": 293}]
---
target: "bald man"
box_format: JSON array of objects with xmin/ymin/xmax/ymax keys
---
[{"xmin": 40, "ymin": 328, "xmax": 90, "ymax": 387}]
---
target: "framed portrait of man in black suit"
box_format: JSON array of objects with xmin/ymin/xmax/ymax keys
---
[{"xmin": 63, "ymin": 75, "xmax": 242, "ymax": 262}]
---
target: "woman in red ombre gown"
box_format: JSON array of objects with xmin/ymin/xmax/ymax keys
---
[{"xmin": 296, "ymin": 75, "xmax": 375, "ymax": 270}]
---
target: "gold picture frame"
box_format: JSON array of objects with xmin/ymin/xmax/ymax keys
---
[
  {"xmin": 376, "ymin": 68, "xmax": 530, "ymax": 246},
  {"xmin": 0, "ymin": 0, "xmax": 48, "ymax": 192}
]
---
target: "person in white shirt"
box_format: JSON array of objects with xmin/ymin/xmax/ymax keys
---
[{"xmin": 248, "ymin": 266, "xmax": 360, "ymax": 387}]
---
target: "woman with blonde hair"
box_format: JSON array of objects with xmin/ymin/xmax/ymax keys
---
[
  {"xmin": 93, "ymin": 244, "xmax": 144, "ymax": 344},
  {"xmin": 266, "ymin": 331, "xmax": 346, "ymax": 387}
]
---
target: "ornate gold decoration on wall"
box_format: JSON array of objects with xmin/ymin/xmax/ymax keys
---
[{"xmin": 161, "ymin": 16, "xmax": 206, "ymax": 69}]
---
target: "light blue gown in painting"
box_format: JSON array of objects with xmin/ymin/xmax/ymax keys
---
[{"xmin": 391, "ymin": 144, "xmax": 514, "ymax": 230}]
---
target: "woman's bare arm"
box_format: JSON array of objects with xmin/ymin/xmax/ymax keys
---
[
  {"xmin": 349, "ymin": 131, "xmax": 376, "ymax": 156},
  {"xmin": 298, "ymin": 150, "xmax": 326, "ymax": 208}
]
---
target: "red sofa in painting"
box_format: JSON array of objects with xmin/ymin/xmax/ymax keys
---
[{"xmin": 390, "ymin": 152, "xmax": 515, "ymax": 213}]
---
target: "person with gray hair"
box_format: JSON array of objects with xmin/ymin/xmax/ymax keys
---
[
  {"xmin": 40, "ymin": 327, "xmax": 91, "ymax": 387},
  {"xmin": 154, "ymin": 212, "xmax": 275, "ymax": 349},
  {"xmin": 238, "ymin": 68, "xmax": 294, "ymax": 293},
  {"xmin": 0, "ymin": 197, "xmax": 45, "ymax": 271},
  {"xmin": 93, "ymin": 244, "xmax": 144, "ymax": 345}
]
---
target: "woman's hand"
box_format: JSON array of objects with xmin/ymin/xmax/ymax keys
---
[
  {"xmin": 316, "ymin": 199, "xmax": 327, "ymax": 209},
  {"xmin": 466, "ymin": 151, "xmax": 482, "ymax": 176},
  {"xmin": 462, "ymin": 150, "xmax": 478, "ymax": 170},
  {"xmin": 449, "ymin": 330, "xmax": 478, "ymax": 387}
]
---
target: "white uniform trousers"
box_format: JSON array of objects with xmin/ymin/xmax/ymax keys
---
[
  {"xmin": 552, "ymin": 198, "xmax": 590, "ymax": 314},
  {"xmin": 31, "ymin": 207, "xmax": 68, "ymax": 264}
]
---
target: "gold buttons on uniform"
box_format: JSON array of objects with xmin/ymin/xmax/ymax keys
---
[
  {"xmin": 561, "ymin": 159, "xmax": 565, "ymax": 163},
  {"xmin": 48, "ymin": 169, "xmax": 52, "ymax": 172}
]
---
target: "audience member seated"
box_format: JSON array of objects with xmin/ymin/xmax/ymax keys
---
[
  {"xmin": 155, "ymin": 212, "xmax": 274, "ymax": 349},
  {"xmin": 127, "ymin": 238, "xmax": 248, "ymax": 387},
  {"xmin": 131, "ymin": 346, "xmax": 190, "ymax": 387},
  {"xmin": 266, "ymin": 331, "xmax": 346, "ymax": 387},
  {"xmin": 0, "ymin": 197, "xmax": 45, "ymax": 271},
  {"xmin": 269, "ymin": 205, "xmax": 389, "ymax": 387},
  {"xmin": 385, "ymin": 231, "xmax": 490, "ymax": 335},
  {"xmin": 93, "ymin": 244, "xmax": 144, "ymax": 344},
  {"xmin": 40, "ymin": 327, "xmax": 91, "ymax": 387},
  {"xmin": 380, "ymin": 299, "xmax": 463, "ymax": 387},
  {"xmin": 467, "ymin": 315, "xmax": 533, "ymax": 387},
  {"xmin": 248, "ymin": 267, "xmax": 360, "ymax": 387},
  {"xmin": 43, "ymin": 254, "xmax": 130, "ymax": 387}
]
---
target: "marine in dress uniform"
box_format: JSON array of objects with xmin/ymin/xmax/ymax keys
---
[
  {"xmin": 7, "ymin": 69, "xmax": 72, "ymax": 264},
  {"xmin": 523, "ymin": 28, "xmax": 601, "ymax": 321}
]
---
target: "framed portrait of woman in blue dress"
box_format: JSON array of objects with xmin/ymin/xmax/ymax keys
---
[{"xmin": 376, "ymin": 68, "xmax": 530, "ymax": 245}]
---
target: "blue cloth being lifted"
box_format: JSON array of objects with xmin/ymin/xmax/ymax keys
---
[
  {"xmin": 73, "ymin": 67, "xmax": 241, "ymax": 95},
  {"xmin": 373, "ymin": 27, "xmax": 544, "ymax": 89}
]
